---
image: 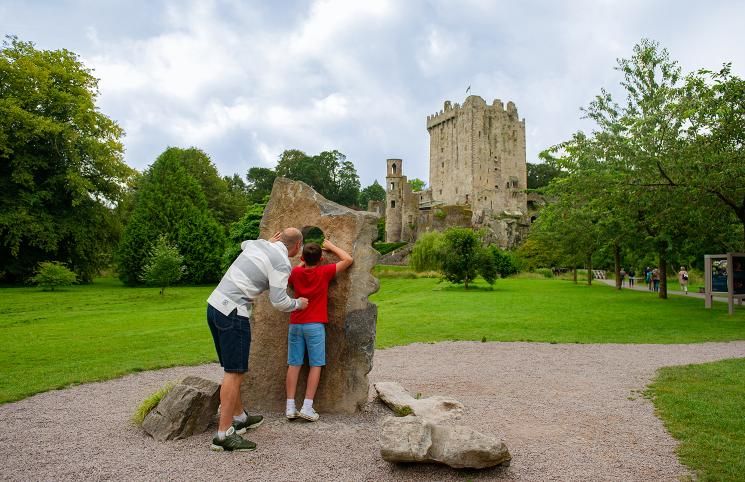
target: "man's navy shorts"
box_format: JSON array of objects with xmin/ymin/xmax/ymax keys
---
[{"xmin": 207, "ymin": 304, "xmax": 250, "ymax": 373}]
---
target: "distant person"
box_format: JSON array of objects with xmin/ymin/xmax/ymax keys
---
[
  {"xmin": 628, "ymin": 269, "xmax": 636, "ymax": 287},
  {"xmin": 678, "ymin": 266, "xmax": 689, "ymax": 295},
  {"xmin": 645, "ymin": 267, "xmax": 652, "ymax": 291},
  {"xmin": 620, "ymin": 268, "xmax": 626, "ymax": 287},
  {"xmin": 207, "ymin": 228, "xmax": 309, "ymax": 452},
  {"xmin": 285, "ymin": 239, "xmax": 353, "ymax": 422},
  {"xmin": 652, "ymin": 268, "xmax": 660, "ymax": 293}
]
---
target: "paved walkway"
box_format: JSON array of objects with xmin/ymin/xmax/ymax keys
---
[{"xmin": 598, "ymin": 278, "xmax": 735, "ymax": 304}]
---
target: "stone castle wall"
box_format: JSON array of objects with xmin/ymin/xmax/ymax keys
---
[{"xmin": 384, "ymin": 95, "xmax": 529, "ymax": 248}]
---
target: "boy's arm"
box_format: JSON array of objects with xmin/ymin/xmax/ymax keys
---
[{"xmin": 322, "ymin": 239, "xmax": 353, "ymax": 274}]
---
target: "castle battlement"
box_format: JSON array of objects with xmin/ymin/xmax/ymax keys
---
[{"xmin": 426, "ymin": 95, "xmax": 521, "ymax": 130}]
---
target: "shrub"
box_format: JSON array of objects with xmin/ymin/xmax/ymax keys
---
[
  {"xmin": 409, "ymin": 231, "xmax": 445, "ymax": 272},
  {"xmin": 535, "ymin": 268, "xmax": 554, "ymax": 278},
  {"xmin": 373, "ymin": 242, "xmax": 407, "ymax": 255},
  {"xmin": 141, "ymin": 235, "xmax": 185, "ymax": 295},
  {"xmin": 132, "ymin": 382, "xmax": 176, "ymax": 426},
  {"xmin": 29, "ymin": 261, "xmax": 77, "ymax": 291}
]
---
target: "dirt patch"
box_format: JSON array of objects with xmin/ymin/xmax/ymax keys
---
[{"xmin": 2, "ymin": 341, "xmax": 744, "ymax": 481}]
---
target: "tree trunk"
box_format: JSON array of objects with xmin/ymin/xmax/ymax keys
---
[
  {"xmin": 614, "ymin": 243, "xmax": 621, "ymax": 290},
  {"xmin": 658, "ymin": 250, "xmax": 667, "ymax": 299},
  {"xmin": 587, "ymin": 256, "xmax": 593, "ymax": 286}
]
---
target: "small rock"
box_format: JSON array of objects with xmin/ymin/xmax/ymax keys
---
[
  {"xmin": 380, "ymin": 416, "xmax": 511, "ymax": 469},
  {"xmin": 142, "ymin": 376, "xmax": 220, "ymax": 441},
  {"xmin": 374, "ymin": 381, "xmax": 464, "ymax": 423}
]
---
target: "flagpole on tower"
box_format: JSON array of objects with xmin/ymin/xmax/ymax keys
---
[{"xmin": 466, "ymin": 85, "xmax": 471, "ymax": 95}]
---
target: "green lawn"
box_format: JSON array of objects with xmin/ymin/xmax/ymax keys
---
[
  {"xmin": 372, "ymin": 277, "xmax": 745, "ymax": 347},
  {"xmin": 0, "ymin": 277, "xmax": 216, "ymax": 403},
  {"xmin": 2, "ymin": 275, "xmax": 745, "ymax": 403},
  {"xmin": 646, "ymin": 358, "xmax": 745, "ymax": 481}
]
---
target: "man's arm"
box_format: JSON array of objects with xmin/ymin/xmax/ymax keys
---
[
  {"xmin": 268, "ymin": 266, "xmax": 308, "ymax": 311},
  {"xmin": 322, "ymin": 239, "xmax": 353, "ymax": 274}
]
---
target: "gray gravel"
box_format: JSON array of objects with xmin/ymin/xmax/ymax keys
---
[{"xmin": 2, "ymin": 341, "xmax": 745, "ymax": 481}]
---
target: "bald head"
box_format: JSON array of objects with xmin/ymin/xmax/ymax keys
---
[{"xmin": 280, "ymin": 227, "xmax": 303, "ymax": 257}]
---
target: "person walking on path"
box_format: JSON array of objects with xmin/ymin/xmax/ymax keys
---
[
  {"xmin": 628, "ymin": 269, "xmax": 635, "ymax": 287},
  {"xmin": 645, "ymin": 267, "xmax": 652, "ymax": 290},
  {"xmin": 678, "ymin": 266, "xmax": 689, "ymax": 295},
  {"xmin": 206, "ymin": 228, "xmax": 309, "ymax": 452},
  {"xmin": 652, "ymin": 268, "xmax": 660, "ymax": 293},
  {"xmin": 620, "ymin": 268, "xmax": 626, "ymax": 288}
]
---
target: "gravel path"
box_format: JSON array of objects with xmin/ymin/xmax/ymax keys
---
[{"xmin": 2, "ymin": 341, "xmax": 745, "ymax": 481}]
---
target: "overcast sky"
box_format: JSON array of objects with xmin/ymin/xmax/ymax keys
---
[{"xmin": 2, "ymin": 0, "xmax": 744, "ymax": 187}]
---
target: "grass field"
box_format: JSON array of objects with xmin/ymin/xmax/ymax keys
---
[
  {"xmin": 0, "ymin": 277, "xmax": 215, "ymax": 403},
  {"xmin": 373, "ymin": 276, "xmax": 745, "ymax": 347},
  {"xmin": 2, "ymin": 273, "xmax": 744, "ymax": 403},
  {"xmin": 647, "ymin": 358, "xmax": 745, "ymax": 481}
]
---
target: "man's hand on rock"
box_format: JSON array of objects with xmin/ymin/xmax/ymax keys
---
[
  {"xmin": 296, "ymin": 297, "xmax": 309, "ymax": 310},
  {"xmin": 269, "ymin": 232, "xmax": 281, "ymax": 242}
]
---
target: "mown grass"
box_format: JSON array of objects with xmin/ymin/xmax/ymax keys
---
[
  {"xmin": 0, "ymin": 277, "xmax": 215, "ymax": 403},
  {"xmin": 646, "ymin": 358, "xmax": 745, "ymax": 481},
  {"xmin": 2, "ymin": 274, "xmax": 744, "ymax": 403},
  {"xmin": 371, "ymin": 276, "xmax": 745, "ymax": 348}
]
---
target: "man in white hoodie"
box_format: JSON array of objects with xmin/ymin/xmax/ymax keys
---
[{"xmin": 206, "ymin": 228, "xmax": 308, "ymax": 452}]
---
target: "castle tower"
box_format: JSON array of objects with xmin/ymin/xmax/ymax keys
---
[
  {"xmin": 384, "ymin": 159, "xmax": 404, "ymax": 243},
  {"xmin": 426, "ymin": 95, "xmax": 528, "ymax": 247}
]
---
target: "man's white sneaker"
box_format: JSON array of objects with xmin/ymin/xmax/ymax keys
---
[
  {"xmin": 286, "ymin": 408, "xmax": 299, "ymax": 420},
  {"xmin": 298, "ymin": 406, "xmax": 319, "ymax": 422}
]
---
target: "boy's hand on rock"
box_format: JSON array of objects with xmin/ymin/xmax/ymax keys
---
[{"xmin": 322, "ymin": 239, "xmax": 335, "ymax": 251}]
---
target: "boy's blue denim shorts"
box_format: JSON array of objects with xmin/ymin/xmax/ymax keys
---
[
  {"xmin": 207, "ymin": 304, "xmax": 250, "ymax": 373},
  {"xmin": 287, "ymin": 323, "xmax": 326, "ymax": 367}
]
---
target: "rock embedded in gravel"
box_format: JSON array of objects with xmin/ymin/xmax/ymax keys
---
[
  {"xmin": 380, "ymin": 416, "xmax": 511, "ymax": 469},
  {"xmin": 141, "ymin": 376, "xmax": 220, "ymax": 441},
  {"xmin": 374, "ymin": 381, "xmax": 464, "ymax": 423}
]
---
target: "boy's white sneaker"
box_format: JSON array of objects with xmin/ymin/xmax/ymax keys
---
[
  {"xmin": 286, "ymin": 408, "xmax": 299, "ymax": 420},
  {"xmin": 298, "ymin": 406, "xmax": 319, "ymax": 422}
]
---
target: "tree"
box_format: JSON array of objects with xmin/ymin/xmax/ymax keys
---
[
  {"xmin": 273, "ymin": 149, "xmax": 361, "ymax": 206},
  {"xmin": 222, "ymin": 200, "xmax": 266, "ymax": 269},
  {"xmin": 117, "ymin": 149, "xmax": 225, "ymax": 285},
  {"xmin": 246, "ymin": 167, "xmax": 277, "ymax": 203},
  {"xmin": 0, "ymin": 37, "xmax": 134, "ymax": 282},
  {"xmin": 409, "ymin": 231, "xmax": 445, "ymax": 272},
  {"xmin": 157, "ymin": 147, "xmax": 247, "ymax": 228},
  {"xmin": 141, "ymin": 235, "xmax": 185, "ymax": 295},
  {"xmin": 359, "ymin": 180, "xmax": 386, "ymax": 209},
  {"xmin": 408, "ymin": 178, "xmax": 426, "ymax": 192},
  {"xmin": 527, "ymin": 162, "xmax": 563, "ymax": 190},
  {"xmin": 441, "ymin": 228, "xmax": 481, "ymax": 289},
  {"xmin": 29, "ymin": 261, "xmax": 77, "ymax": 291},
  {"xmin": 680, "ymin": 66, "xmax": 745, "ymax": 248}
]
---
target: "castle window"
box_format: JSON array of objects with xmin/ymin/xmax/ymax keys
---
[
  {"xmin": 455, "ymin": 187, "xmax": 458, "ymax": 194},
  {"xmin": 466, "ymin": 194, "xmax": 469, "ymax": 203},
  {"xmin": 392, "ymin": 163, "xmax": 397, "ymax": 174},
  {"xmin": 439, "ymin": 189, "xmax": 442, "ymax": 195},
  {"xmin": 390, "ymin": 182, "xmax": 394, "ymax": 190},
  {"xmin": 391, "ymin": 200, "xmax": 395, "ymax": 208},
  {"xmin": 441, "ymin": 162, "xmax": 444, "ymax": 168}
]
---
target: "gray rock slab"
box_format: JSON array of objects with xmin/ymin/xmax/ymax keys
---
[
  {"xmin": 244, "ymin": 178, "xmax": 380, "ymax": 413},
  {"xmin": 380, "ymin": 416, "xmax": 511, "ymax": 469},
  {"xmin": 142, "ymin": 376, "xmax": 220, "ymax": 441},
  {"xmin": 374, "ymin": 381, "xmax": 464, "ymax": 423}
]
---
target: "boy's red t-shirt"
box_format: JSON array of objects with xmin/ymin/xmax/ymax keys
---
[{"xmin": 288, "ymin": 263, "xmax": 337, "ymax": 324}]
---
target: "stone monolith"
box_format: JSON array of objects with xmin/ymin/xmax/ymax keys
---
[{"xmin": 242, "ymin": 178, "xmax": 380, "ymax": 413}]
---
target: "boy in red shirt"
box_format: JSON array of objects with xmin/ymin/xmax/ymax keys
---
[{"xmin": 285, "ymin": 239, "xmax": 353, "ymax": 421}]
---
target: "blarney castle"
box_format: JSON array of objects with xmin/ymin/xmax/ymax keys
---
[{"xmin": 377, "ymin": 95, "xmax": 530, "ymax": 248}]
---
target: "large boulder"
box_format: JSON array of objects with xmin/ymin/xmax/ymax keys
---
[
  {"xmin": 380, "ymin": 416, "xmax": 511, "ymax": 469},
  {"xmin": 142, "ymin": 376, "xmax": 220, "ymax": 441},
  {"xmin": 374, "ymin": 381, "xmax": 464, "ymax": 423},
  {"xmin": 243, "ymin": 178, "xmax": 380, "ymax": 413}
]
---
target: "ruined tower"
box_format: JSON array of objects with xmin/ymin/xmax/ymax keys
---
[{"xmin": 384, "ymin": 159, "xmax": 419, "ymax": 243}]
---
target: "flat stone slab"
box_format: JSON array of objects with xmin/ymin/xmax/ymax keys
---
[
  {"xmin": 374, "ymin": 381, "xmax": 464, "ymax": 423},
  {"xmin": 380, "ymin": 416, "xmax": 511, "ymax": 469}
]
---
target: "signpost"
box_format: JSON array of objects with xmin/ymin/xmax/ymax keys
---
[{"xmin": 704, "ymin": 253, "xmax": 745, "ymax": 315}]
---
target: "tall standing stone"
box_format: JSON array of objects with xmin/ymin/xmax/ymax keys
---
[{"xmin": 243, "ymin": 178, "xmax": 380, "ymax": 413}]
